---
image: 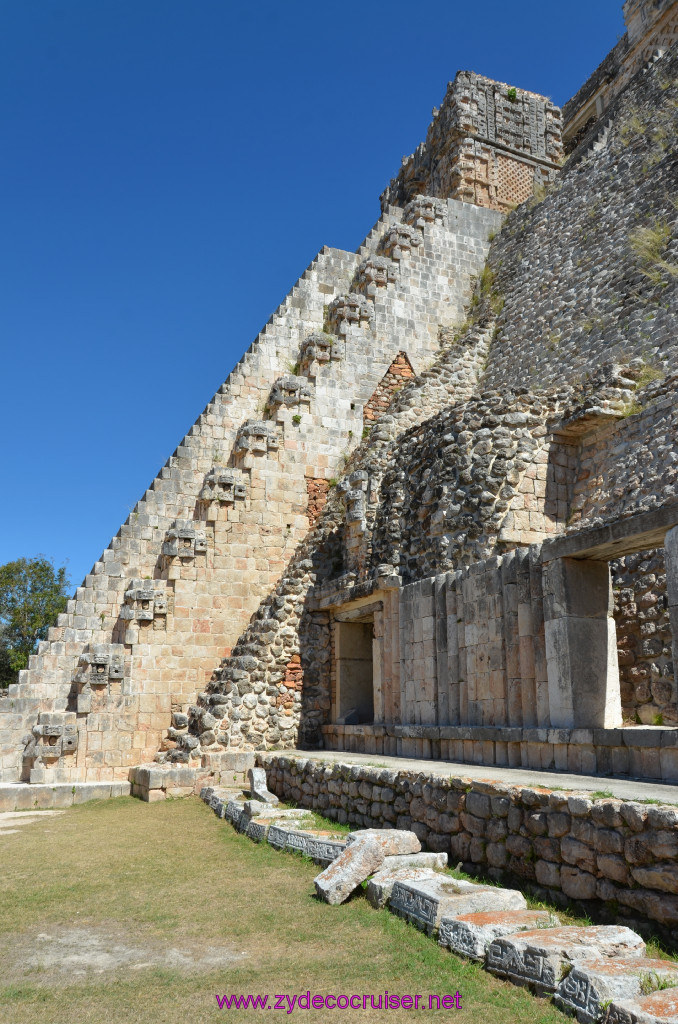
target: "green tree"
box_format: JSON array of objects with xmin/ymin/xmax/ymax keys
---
[{"xmin": 0, "ymin": 556, "xmax": 71, "ymax": 687}]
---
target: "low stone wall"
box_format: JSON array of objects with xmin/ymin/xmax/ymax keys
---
[{"xmin": 259, "ymin": 753, "xmax": 678, "ymax": 940}]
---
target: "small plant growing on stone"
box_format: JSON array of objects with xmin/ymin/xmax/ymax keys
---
[
  {"xmin": 507, "ymin": 87, "xmax": 517, "ymax": 102},
  {"xmin": 292, "ymin": 414, "xmax": 302, "ymax": 425},
  {"xmin": 629, "ymin": 219, "xmax": 678, "ymax": 287}
]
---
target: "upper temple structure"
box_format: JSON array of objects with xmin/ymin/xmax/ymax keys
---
[{"xmin": 2, "ymin": 0, "xmax": 677, "ymax": 792}]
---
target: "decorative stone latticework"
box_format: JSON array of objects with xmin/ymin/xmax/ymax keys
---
[
  {"xmin": 381, "ymin": 72, "xmax": 562, "ymax": 212},
  {"xmin": 326, "ymin": 293, "xmax": 374, "ymax": 336}
]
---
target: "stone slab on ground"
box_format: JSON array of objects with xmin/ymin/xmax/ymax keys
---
[
  {"xmin": 486, "ymin": 925, "xmax": 646, "ymax": 993},
  {"xmin": 438, "ymin": 909, "xmax": 560, "ymax": 960},
  {"xmin": 346, "ymin": 828, "xmax": 420, "ymax": 856},
  {"xmin": 314, "ymin": 839, "xmax": 385, "ymax": 905},
  {"xmin": 389, "ymin": 875, "xmax": 527, "ymax": 935},
  {"xmin": 607, "ymin": 988, "xmax": 678, "ymax": 1024},
  {"xmin": 0, "ymin": 782, "xmax": 130, "ymax": 812},
  {"xmin": 556, "ymin": 955, "xmax": 678, "ymax": 1024},
  {"xmin": 367, "ymin": 867, "xmax": 440, "ymax": 909},
  {"xmin": 381, "ymin": 852, "xmax": 447, "ymax": 871}
]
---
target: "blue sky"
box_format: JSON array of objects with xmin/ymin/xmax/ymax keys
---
[{"xmin": 0, "ymin": 0, "xmax": 625, "ymax": 590}]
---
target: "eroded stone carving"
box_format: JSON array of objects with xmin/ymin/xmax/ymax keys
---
[
  {"xmin": 199, "ymin": 467, "xmax": 247, "ymax": 506},
  {"xmin": 268, "ymin": 375, "xmax": 313, "ymax": 409},
  {"xmin": 339, "ymin": 471, "xmax": 371, "ymax": 525},
  {"xmin": 162, "ymin": 520, "xmax": 208, "ymax": 560},
  {"xmin": 121, "ymin": 579, "xmax": 168, "ymax": 623},
  {"xmin": 377, "ymin": 223, "xmax": 422, "ymax": 260},
  {"xmin": 234, "ymin": 420, "xmax": 280, "ymax": 458},
  {"xmin": 402, "ymin": 195, "xmax": 446, "ymax": 228},
  {"xmin": 24, "ymin": 712, "xmax": 78, "ymax": 779},
  {"xmin": 299, "ymin": 332, "xmax": 340, "ymax": 376},
  {"xmin": 326, "ymin": 293, "xmax": 374, "ymax": 336},
  {"xmin": 73, "ymin": 643, "xmax": 125, "ymax": 713},
  {"xmin": 354, "ymin": 255, "xmax": 398, "ymax": 297}
]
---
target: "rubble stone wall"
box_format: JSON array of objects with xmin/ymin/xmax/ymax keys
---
[{"xmin": 261, "ymin": 753, "xmax": 678, "ymax": 938}]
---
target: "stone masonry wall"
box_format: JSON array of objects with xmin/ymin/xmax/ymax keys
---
[
  {"xmin": 382, "ymin": 72, "xmax": 562, "ymax": 213},
  {"xmin": 0, "ymin": 196, "xmax": 502, "ymax": 783},
  {"xmin": 613, "ymin": 549, "xmax": 675, "ymax": 725},
  {"xmin": 563, "ymin": 0, "xmax": 678, "ymax": 149},
  {"xmin": 261, "ymin": 753, "xmax": 678, "ymax": 939}
]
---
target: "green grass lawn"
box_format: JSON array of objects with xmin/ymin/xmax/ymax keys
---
[{"xmin": 0, "ymin": 796, "xmax": 568, "ymax": 1024}]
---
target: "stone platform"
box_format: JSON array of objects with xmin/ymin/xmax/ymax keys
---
[{"xmin": 0, "ymin": 781, "xmax": 130, "ymax": 812}]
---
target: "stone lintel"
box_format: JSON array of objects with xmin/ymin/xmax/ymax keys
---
[{"xmin": 541, "ymin": 501, "xmax": 678, "ymax": 562}]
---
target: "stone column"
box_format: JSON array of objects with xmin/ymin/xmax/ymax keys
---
[
  {"xmin": 666, "ymin": 526, "xmax": 678, "ymax": 702},
  {"xmin": 543, "ymin": 557, "xmax": 622, "ymax": 728}
]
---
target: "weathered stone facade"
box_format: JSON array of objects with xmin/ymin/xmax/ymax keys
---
[{"xmin": 0, "ymin": 3, "xmax": 676, "ymax": 805}]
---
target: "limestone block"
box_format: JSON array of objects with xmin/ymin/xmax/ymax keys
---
[
  {"xmin": 248, "ymin": 767, "xmax": 279, "ymax": 805},
  {"xmin": 389, "ymin": 876, "xmax": 526, "ymax": 935},
  {"xmin": 314, "ymin": 838, "xmax": 385, "ymax": 905},
  {"xmin": 366, "ymin": 867, "xmax": 439, "ymax": 909},
  {"xmin": 346, "ymin": 828, "xmax": 421, "ymax": 856},
  {"xmin": 381, "ymin": 852, "xmax": 448, "ymax": 871},
  {"xmin": 225, "ymin": 799, "xmax": 246, "ymax": 828},
  {"xmin": 486, "ymin": 926, "xmax": 646, "ymax": 993},
  {"xmin": 305, "ymin": 834, "xmax": 348, "ymax": 866},
  {"xmin": 438, "ymin": 909, "xmax": 559, "ymax": 960},
  {"xmin": 556, "ymin": 955, "xmax": 678, "ymax": 1024},
  {"xmin": 606, "ymin": 988, "xmax": 678, "ymax": 1024}
]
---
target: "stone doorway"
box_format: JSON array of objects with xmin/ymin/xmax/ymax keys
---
[{"xmin": 334, "ymin": 617, "xmax": 376, "ymax": 725}]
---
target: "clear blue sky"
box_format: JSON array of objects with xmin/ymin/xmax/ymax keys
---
[{"xmin": 1, "ymin": 0, "xmax": 625, "ymax": 590}]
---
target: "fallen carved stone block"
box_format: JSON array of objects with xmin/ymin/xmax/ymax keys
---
[
  {"xmin": 346, "ymin": 828, "xmax": 421, "ymax": 857},
  {"xmin": 367, "ymin": 867, "xmax": 440, "ymax": 909},
  {"xmin": 438, "ymin": 909, "xmax": 559, "ymax": 961},
  {"xmin": 606, "ymin": 988, "xmax": 678, "ymax": 1024},
  {"xmin": 555, "ymin": 955, "xmax": 678, "ymax": 1024},
  {"xmin": 486, "ymin": 926, "xmax": 645, "ymax": 994},
  {"xmin": 390, "ymin": 875, "xmax": 527, "ymax": 935},
  {"xmin": 314, "ymin": 838, "xmax": 385, "ymax": 905}
]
